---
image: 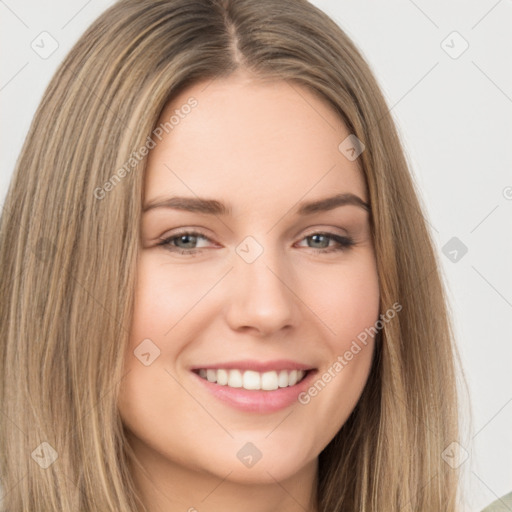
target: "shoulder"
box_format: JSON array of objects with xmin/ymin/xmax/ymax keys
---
[{"xmin": 480, "ymin": 491, "xmax": 512, "ymax": 512}]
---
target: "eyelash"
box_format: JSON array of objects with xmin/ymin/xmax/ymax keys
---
[{"xmin": 157, "ymin": 229, "xmax": 355, "ymax": 256}]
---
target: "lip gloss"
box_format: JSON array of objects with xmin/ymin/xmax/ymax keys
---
[{"xmin": 191, "ymin": 369, "xmax": 317, "ymax": 413}]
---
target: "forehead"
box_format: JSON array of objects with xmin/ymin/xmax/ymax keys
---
[{"xmin": 144, "ymin": 72, "xmax": 367, "ymax": 212}]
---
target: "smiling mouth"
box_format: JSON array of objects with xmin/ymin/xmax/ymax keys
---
[{"xmin": 193, "ymin": 368, "xmax": 309, "ymax": 391}]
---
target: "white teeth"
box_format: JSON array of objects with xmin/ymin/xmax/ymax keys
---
[
  {"xmin": 217, "ymin": 369, "xmax": 229, "ymax": 386},
  {"xmin": 278, "ymin": 370, "xmax": 289, "ymax": 388},
  {"xmin": 261, "ymin": 371, "xmax": 279, "ymax": 390},
  {"xmin": 227, "ymin": 369, "xmax": 242, "ymax": 388},
  {"xmin": 243, "ymin": 370, "xmax": 261, "ymax": 390},
  {"xmin": 196, "ymin": 368, "xmax": 307, "ymax": 390}
]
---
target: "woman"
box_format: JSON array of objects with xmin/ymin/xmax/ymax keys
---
[{"xmin": 0, "ymin": 0, "xmax": 472, "ymax": 510}]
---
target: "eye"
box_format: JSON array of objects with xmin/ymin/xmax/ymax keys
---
[
  {"xmin": 296, "ymin": 232, "xmax": 355, "ymax": 253},
  {"xmin": 156, "ymin": 230, "xmax": 355, "ymax": 256},
  {"xmin": 157, "ymin": 230, "xmax": 212, "ymax": 255}
]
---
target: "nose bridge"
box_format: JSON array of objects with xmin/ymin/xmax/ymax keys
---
[{"xmin": 225, "ymin": 234, "xmax": 297, "ymax": 334}]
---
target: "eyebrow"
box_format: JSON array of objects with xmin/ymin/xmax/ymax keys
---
[{"xmin": 142, "ymin": 192, "xmax": 370, "ymax": 215}]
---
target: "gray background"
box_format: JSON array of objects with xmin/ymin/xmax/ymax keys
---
[{"xmin": 1, "ymin": 1, "xmax": 511, "ymax": 510}]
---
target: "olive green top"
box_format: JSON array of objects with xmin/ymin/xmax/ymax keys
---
[{"xmin": 480, "ymin": 491, "xmax": 512, "ymax": 512}]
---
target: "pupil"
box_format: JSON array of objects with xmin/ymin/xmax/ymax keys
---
[
  {"xmin": 311, "ymin": 234, "xmax": 328, "ymax": 248},
  {"xmin": 179, "ymin": 235, "xmax": 196, "ymax": 248}
]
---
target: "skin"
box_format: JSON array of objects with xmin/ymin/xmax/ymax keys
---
[{"xmin": 117, "ymin": 69, "xmax": 380, "ymax": 512}]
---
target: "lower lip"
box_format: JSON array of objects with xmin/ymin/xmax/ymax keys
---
[{"xmin": 191, "ymin": 370, "xmax": 317, "ymax": 413}]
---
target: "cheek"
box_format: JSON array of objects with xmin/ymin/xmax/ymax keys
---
[
  {"xmin": 129, "ymin": 254, "xmax": 211, "ymax": 343},
  {"xmin": 294, "ymin": 254, "xmax": 379, "ymax": 418},
  {"xmin": 118, "ymin": 256, "xmax": 203, "ymax": 453},
  {"xmin": 119, "ymin": 256, "xmax": 188, "ymax": 419},
  {"xmin": 301, "ymin": 254, "xmax": 380, "ymax": 348},
  {"xmin": 129, "ymin": 260, "xmax": 170, "ymax": 343}
]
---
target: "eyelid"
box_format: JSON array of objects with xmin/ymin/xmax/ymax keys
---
[{"xmin": 300, "ymin": 225, "xmax": 349, "ymax": 238}]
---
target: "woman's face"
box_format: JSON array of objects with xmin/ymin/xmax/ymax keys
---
[{"xmin": 118, "ymin": 70, "xmax": 380, "ymax": 486}]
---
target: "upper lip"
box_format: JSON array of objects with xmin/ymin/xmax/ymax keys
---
[{"xmin": 190, "ymin": 359, "xmax": 315, "ymax": 372}]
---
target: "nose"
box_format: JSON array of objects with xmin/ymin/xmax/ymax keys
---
[{"xmin": 224, "ymin": 245, "xmax": 299, "ymax": 336}]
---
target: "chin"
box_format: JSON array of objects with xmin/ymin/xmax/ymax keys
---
[{"xmin": 199, "ymin": 444, "xmax": 317, "ymax": 485}]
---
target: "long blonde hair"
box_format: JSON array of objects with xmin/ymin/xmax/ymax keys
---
[{"xmin": 0, "ymin": 0, "xmax": 470, "ymax": 510}]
